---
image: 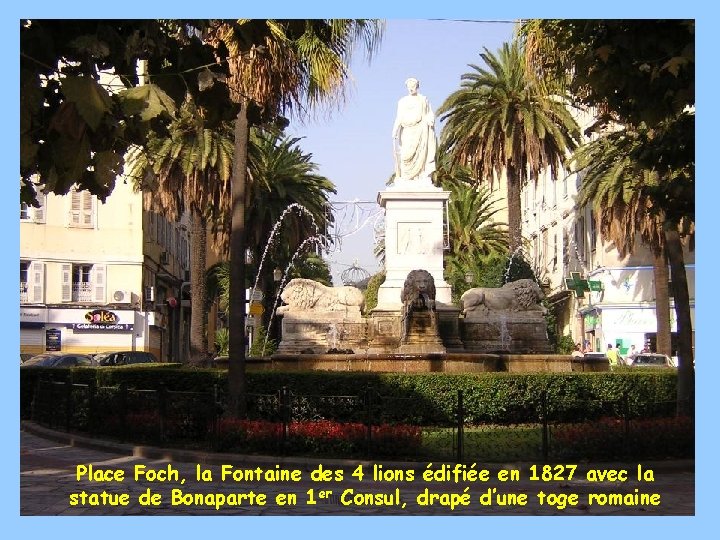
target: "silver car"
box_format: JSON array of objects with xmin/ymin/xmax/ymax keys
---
[
  {"xmin": 630, "ymin": 353, "xmax": 675, "ymax": 368},
  {"xmin": 21, "ymin": 352, "xmax": 94, "ymax": 368}
]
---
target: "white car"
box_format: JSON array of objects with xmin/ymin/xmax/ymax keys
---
[{"xmin": 630, "ymin": 353, "xmax": 675, "ymax": 368}]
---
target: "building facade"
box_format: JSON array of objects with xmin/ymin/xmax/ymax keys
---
[
  {"xmin": 20, "ymin": 180, "xmax": 190, "ymax": 361},
  {"xmin": 518, "ymin": 111, "xmax": 695, "ymax": 356}
]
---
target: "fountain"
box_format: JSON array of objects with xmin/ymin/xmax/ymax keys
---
[{"xmin": 256, "ymin": 77, "xmax": 607, "ymax": 374}]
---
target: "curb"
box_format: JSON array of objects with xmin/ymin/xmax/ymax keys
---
[{"xmin": 21, "ymin": 420, "xmax": 695, "ymax": 474}]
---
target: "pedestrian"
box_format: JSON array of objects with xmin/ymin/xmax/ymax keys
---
[
  {"xmin": 606, "ymin": 343, "xmax": 619, "ymax": 367},
  {"xmin": 627, "ymin": 344, "xmax": 637, "ymax": 365},
  {"xmin": 571, "ymin": 343, "xmax": 584, "ymax": 358}
]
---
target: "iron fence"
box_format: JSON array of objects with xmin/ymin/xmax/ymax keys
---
[{"xmin": 27, "ymin": 381, "xmax": 694, "ymax": 462}]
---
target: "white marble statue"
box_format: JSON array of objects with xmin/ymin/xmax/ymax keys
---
[
  {"xmin": 277, "ymin": 278, "xmax": 364, "ymax": 315},
  {"xmin": 392, "ymin": 78, "xmax": 437, "ymax": 182},
  {"xmin": 460, "ymin": 279, "xmax": 547, "ymax": 318}
]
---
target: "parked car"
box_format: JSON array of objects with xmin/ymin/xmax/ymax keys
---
[
  {"xmin": 582, "ymin": 352, "xmax": 609, "ymax": 361},
  {"xmin": 94, "ymin": 351, "xmax": 159, "ymax": 366},
  {"xmin": 20, "ymin": 353, "xmax": 34, "ymax": 364},
  {"xmin": 21, "ymin": 352, "xmax": 94, "ymax": 368},
  {"xmin": 630, "ymin": 353, "xmax": 675, "ymax": 368}
]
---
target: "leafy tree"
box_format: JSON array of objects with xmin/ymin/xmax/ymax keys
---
[
  {"xmin": 520, "ymin": 19, "xmax": 695, "ymax": 413},
  {"xmin": 20, "ymin": 20, "xmax": 223, "ymax": 205},
  {"xmin": 437, "ymin": 40, "xmax": 581, "ymax": 251},
  {"xmin": 362, "ymin": 271, "xmax": 386, "ymax": 315}
]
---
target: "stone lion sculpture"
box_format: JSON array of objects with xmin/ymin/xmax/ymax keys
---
[
  {"xmin": 400, "ymin": 269, "xmax": 437, "ymax": 341},
  {"xmin": 277, "ymin": 278, "xmax": 364, "ymax": 314},
  {"xmin": 460, "ymin": 279, "xmax": 546, "ymax": 316}
]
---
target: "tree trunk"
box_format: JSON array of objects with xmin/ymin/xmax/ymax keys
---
[
  {"xmin": 665, "ymin": 228, "xmax": 694, "ymax": 416},
  {"xmin": 188, "ymin": 209, "xmax": 208, "ymax": 365},
  {"xmin": 227, "ymin": 103, "xmax": 249, "ymax": 418},
  {"xmin": 506, "ymin": 165, "xmax": 523, "ymax": 253},
  {"xmin": 652, "ymin": 246, "xmax": 672, "ymax": 357}
]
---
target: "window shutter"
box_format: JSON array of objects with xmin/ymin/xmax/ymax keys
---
[
  {"xmin": 61, "ymin": 264, "xmax": 72, "ymax": 302},
  {"xmin": 93, "ymin": 264, "xmax": 106, "ymax": 303},
  {"xmin": 30, "ymin": 262, "xmax": 44, "ymax": 303},
  {"xmin": 82, "ymin": 192, "xmax": 93, "ymax": 226},
  {"xmin": 34, "ymin": 193, "xmax": 46, "ymax": 223},
  {"xmin": 70, "ymin": 191, "xmax": 81, "ymax": 225}
]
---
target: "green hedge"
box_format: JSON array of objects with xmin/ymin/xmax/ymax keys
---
[{"xmin": 21, "ymin": 366, "xmax": 679, "ymax": 426}]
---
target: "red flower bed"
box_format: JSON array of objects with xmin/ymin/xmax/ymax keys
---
[
  {"xmin": 215, "ymin": 418, "xmax": 421, "ymax": 456},
  {"xmin": 552, "ymin": 416, "xmax": 694, "ymax": 459}
]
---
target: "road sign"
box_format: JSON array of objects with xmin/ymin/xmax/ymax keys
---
[
  {"xmin": 249, "ymin": 301, "xmax": 264, "ymax": 316},
  {"xmin": 251, "ymin": 290, "xmax": 264, "ymax": 302}
]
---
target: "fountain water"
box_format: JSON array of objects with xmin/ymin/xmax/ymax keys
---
[
  {"xmin": 249, "ymin": 203, "xmax": 321, "ymax": 306},
  {"xmin": 264, "ymin": 235, "xmax": 329, "ymax": 353}
]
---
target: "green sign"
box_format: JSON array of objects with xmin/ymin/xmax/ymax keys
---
[
  {"xmin": 565, "ymin": 273, "xmax": 603, "ymax": 297},
  {"xmin": 565, "ymin": 272, "xmax": 590, "ymax": 298}
]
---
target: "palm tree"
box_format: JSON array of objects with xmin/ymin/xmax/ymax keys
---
[
  {"xmin": 437, "ymin": 159, "xmax": 509, "ymax": 299},
  {"xmin": 574, "ymin": 130, "xmax": 675, "ymax": 357},
  {"xmin": 437, "ymin": 41, "xmax": 581, "ymax": 252},
  {"xmin": 126, "ymin": 95, "xmax": 234, "ymax": 365},
  {"xmin": 574, "ymin": 125, "xmax": 695, "ymax": 411},
  {"xmin": 204, "ymin": 20, "xmax": 384, "ymax": 416},
  {"xmin": 245, "ymin": 128, "xmax": 336, "ymax": 337},
  {"xmin": 245, "ymin": 128, "xmax": 336, "ymax": 259}
]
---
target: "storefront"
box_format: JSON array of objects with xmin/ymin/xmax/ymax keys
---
[
  {"xmin": 20, "ymin": 307, "xmax": 142, "ymax": 356},
  {"xmin": 20, "ymin": 307, "xmax": 48, "ymax": 356},
  {"xmin": 581, "ymin": 304, "xmax": 693, "ymax": 356}
]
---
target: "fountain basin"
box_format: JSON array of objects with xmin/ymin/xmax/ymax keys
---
[{"xmin": 212, "ymin": 353, "xmax": 609, "ymax": 373}]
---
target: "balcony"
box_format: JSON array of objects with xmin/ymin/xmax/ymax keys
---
[
  {"xmin": 72, "ymin": 282, "xmax": 93, "ymax": 302},
  {"xmin": 20, "ymin": 282, "xmax": 28, "ymax": 303}
]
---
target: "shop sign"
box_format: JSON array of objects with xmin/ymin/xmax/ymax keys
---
[
  {"xmin": 21, "ymin": 307, "xmax": 47, "ymax": 326},
  {"xmin": 85, "ymin": 309, "xmax": 119, "ymax": 324},
  {"xmin": 45, "ymin": 329, "xmax": 61, "ymax": 351},
  {"xmin": 72, "ymin": 323, "xmax": 133, "ymax": 332}
]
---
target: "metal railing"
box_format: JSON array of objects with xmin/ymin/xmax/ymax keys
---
[{"xmin": 27, "ymin": 381, "xmax": 694, "ymax": 462}]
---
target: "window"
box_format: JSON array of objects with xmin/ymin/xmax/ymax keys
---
[
  {"xmin": 20, "ymin": 262, "xmax": 29, "ymax": 303},
  {"xmin": 21, "ymin": 261, "xmax": 44, "ymax": 303},
  {"xmin": 20, "ymin": 192, "xmax": 46, "ymax": 223},
  {"xmin": 551, "ymin": 178, "xmax": 557, "ymax": 208},
  {"xmin": 553, "ymin": 233, "xmax": 558, "ymax": 271},
  {"xmin": 575, "ymin": 216, "xmax": 586, "ymax": 265},
  {"xmin": 541, "ymin": 228, "xmax": 549, "ymax": 269},
  {"xmin": 62, "ymin": 263, "xmax": 105, "ymax": 303},
  {"xmin": 69, "ymin": 189, "xmax": 95, "ymax": 227}
]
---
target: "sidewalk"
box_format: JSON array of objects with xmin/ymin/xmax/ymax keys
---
[{"xmin": 21, "ymin": 421, "xmax": 694, "ymax": 516}]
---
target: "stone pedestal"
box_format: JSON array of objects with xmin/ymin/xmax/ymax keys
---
[
  {"xmin": 366, "ymin": 308, "xmax": 402, "ymax": 354},
  {"xmin": 376, "ymin": 185, "xmax": 452, "ymax": 309},
  {"xmin": 398, "ymin": 311, "xmax": 445, "ymax": 354},
  {"xmin": 460, "ymin": 313, "xmax": 553, "ymax": 354},
  {"xmin": 276, "ymin": 312, "xmax": 367, "ymax": 354}
]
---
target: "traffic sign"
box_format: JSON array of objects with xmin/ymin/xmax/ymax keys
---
[
  {"xmin": 249, "ymin": 301, "xmax": 264, "ymax": 316},
  {"xmin": 251, "ymin": 290, "xmax": 264, "ymax": 302}
]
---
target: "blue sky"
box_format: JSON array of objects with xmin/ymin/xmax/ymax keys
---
[{"xmin": 286, "ymin": 19, "xmax": 515, "ymax": 284}]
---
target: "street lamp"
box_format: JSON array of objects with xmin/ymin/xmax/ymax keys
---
[{"xmin": 273, "ymin": 268, "xmax": 283, "ymax": 283}]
